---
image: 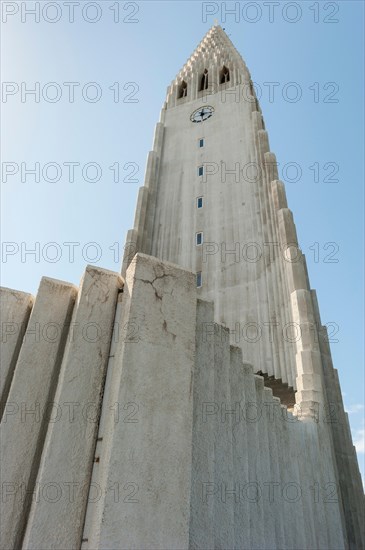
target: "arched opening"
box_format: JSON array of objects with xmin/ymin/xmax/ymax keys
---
[
  {"xmin": 178, "ymin": 80, "xmax": 187, "ymax": 99},
  {"xmin": 220, "ymin": 65, "xmax": 230, "ymax": 84},
  {"xmin": 199, "ymin": 69, "xmax": 209, "ymax": 92}
]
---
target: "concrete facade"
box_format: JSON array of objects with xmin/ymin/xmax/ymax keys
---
[
  {"xmin": 0, "ymin": 25, "xmax": 363, "ymax": 550},
  {"xmin": 122, "ymin": 25, "xmax": 364, "ymax": 547},
  {"xmin": 0, "ymin": 254, "xmax": 362, "ymax": 549}
]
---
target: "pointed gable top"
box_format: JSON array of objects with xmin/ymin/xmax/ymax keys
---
[
  {"xmin": 178, "ymin": 26, "xmax": 246, "ymax": 77},
  {"xmin": 164, "ymin": 26, "xmax": 251, "ymax": 108}
]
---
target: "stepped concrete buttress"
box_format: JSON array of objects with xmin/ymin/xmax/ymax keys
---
[{"xmin": 1, "ymin": 254, "xmax": 362, "ymax": 549}]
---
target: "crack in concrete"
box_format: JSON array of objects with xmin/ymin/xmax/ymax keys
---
[{"xmin": 138, "ymin": 269, "xmax": 178, "ymax": 340}]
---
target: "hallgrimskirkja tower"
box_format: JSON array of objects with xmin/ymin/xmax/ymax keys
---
[{"xmin": 1, "ymin": 25, "xmax": 364, "ymax": 550}]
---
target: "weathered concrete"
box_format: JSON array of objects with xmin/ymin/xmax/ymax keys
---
[
  {"xmin": 189, "ymin": 300, "xmax": 216, "ymax": 550},
  {"xmin": 0, "ymin": 287, "xmax": 33, "ymax": 412},
  {"xmin": 0, "ymin": 256, "xmax": 357, "ymax": 550},
  {"xmin": 230, "ymin": 347, "xmax": 250, "ymax": 550},
  {"xmin": 87, "ymin": 254, "xmax": 197, "ymax": 550},
  {"xmin": 22, "ymin": 266, "xmax": 123, "ymax": 550},
  {"xmin": 0, "ymin": 277, "xmax": 76, "ymax": 550}
]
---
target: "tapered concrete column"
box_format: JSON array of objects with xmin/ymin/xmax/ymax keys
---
[
  {"xmin": 22, "ymin": 266, "xmax": 122, "ymax": 550},
  {"xmin": 271, "ymin": 180, "xmax": 288, "ymax": 211},
  {"xmin": 254, "ymin": 377, "xmax": 276, "ymax": 549},
  {"xmin": 0, "ymin": 288, "xmax": 33, "ymax": 410},
  {"xmin": 277, "ymin": 207, "xmax": 326, "ymax": 417},
  {"xmin": 291, "ymin": 289, "xmax": 325, "ymax": 415},
  {"xmin": 279, "ymin": 406, "xmax": 306, "ymax": 549},
  {"xmin": 241, "ymin": 364, "xmax": 265, "ymax": 549},
  {"xmin": 121, "ymin": 228, "xmax": 138, "ymax": 275},
  {"xmin": 262, "ymin": 389, "xmax": 285, "ymax": 548},
  {"xmin": 270, "ymin": 397, "xmax": 286, "ymax": 548},
  {"xmin": 229, "ymin": 347, "xmax": 250, "ymax": 550},
  {"xmin": 96, "ymin": 254, "xmax": 197, "ymax": 550},
  {"xmin": 189, "ymin": 300, "xmax": 216, "ymax": 550},
  {"xmin": 0, "ymin": 277, "xmax": 76, "ymax": 550},
  {"xmin": 212, "ymin": 325, "xmax": 234, "ymax": 549}
]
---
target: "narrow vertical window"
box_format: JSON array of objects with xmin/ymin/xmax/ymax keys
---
[
  {"xmin": 199, "ymin": 138, "xmax": 205, "ymax": 148},
  {"xmin": 196, "ymin": 232, "xmax": 203, "ymax": 245},
  {"xmin": 197, "ymin": 197, "xmax": 203, "ymax": 208},
  {"xmin": 199, "ymin": 69, "xmax": 209, "ymax": 91},
  {"xmin": 198, "ymin": 166, "xmax": 204, "ymax": 177},
  {"xmin": 196, "ymin": 272, "xmax": 202, "ymax": 288},
  {"xmin": 220, "ymin": 65, "xmax": 230, "ymax": 84},
  {"xmin": 178, "ymin": 80, "xmax": 187, "ymax": 99}
]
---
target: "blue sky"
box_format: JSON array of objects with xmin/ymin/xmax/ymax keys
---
[{"xmin": 1, "ymin": 1, "xmax": 364, "ymax": 480}]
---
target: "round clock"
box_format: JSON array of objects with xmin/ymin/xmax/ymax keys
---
[{"xmin": 190, "ymin": 106, "xmax": 214, "ymax": 123}]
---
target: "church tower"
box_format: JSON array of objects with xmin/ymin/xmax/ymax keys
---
[
  {"xmin": 122, "ymin": 25, "xmax": 307, "ymax": 408},
  {"xmin": 122, "ymin": 25, "xmax": 364, "ymax": 547},
  {"xmin": 1, "ymin": 25, "xmax": 363, "ymax": 550}
]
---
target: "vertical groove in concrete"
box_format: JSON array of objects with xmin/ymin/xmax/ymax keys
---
[{"xmin": 0, "ymin": 277, "xmax": 77, "ymax": 550}]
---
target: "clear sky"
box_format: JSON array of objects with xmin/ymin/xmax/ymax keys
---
[{"xmin": 1, "ymin": 1, "xmax": 364, "ymax": 482}]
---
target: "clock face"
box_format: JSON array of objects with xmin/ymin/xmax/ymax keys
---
[{"xmin": 190, "ymin": 106, "xmax": 214, "ymax": 123}]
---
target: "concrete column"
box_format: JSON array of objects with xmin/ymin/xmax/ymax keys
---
[
  {"xmin": 241, "ymin": 364, "xmax": 265, "ymax": 549},
  {"xmin": 0, "ymin": 277, "xmax": 76, "ymax": 550},
  {"xmin": 286, "ymin": 419, "xmax": 307, "ymax": 548},
  {"xmin": 295, "ymin": 418, "xmax": 317, "ymax": 549},
  {"xmin": 121, "ymin": 228, "xmax": 138, "ymax": 276},
  {"xmin": 22, "ymin": 266, "xmax": 122, "ymax": 550},
  {"xmin": 254, "ymin": 377, "xmax": 276, "ymax": 549},
  {"xmin": 291, "ymin": 289, "xmax": 325, "ymax": 415},
  {"xmin": 315, "ymin": 420, "xmax": 347, "ymax": 549},
  {"xmin": 0, "ymin": 288, "xmax": 33, "ymax": 412},
  {"xmin": 189, "ymin": 300, "xmax": 216, "ymax": 550},
  {"xmin": 229, "ymin": 346, "xmax": 250, "ymax": 549},
  {"xmin": 277, "ymin": 207, "xmax": 327, "ymax": 417},
  {"xmin": 278, "ymin": 405, "xmax": 306, "ymax": 549},
  {"xmin": 302, "ymin": 421, "xmax": 332, "ymax": 549},
  {"xmin": 80, "ymin": 294, "xmax": 125, "ymax": 550},
  {"xmin": 263, "ymin": 392, "xmax": 285, "ymax": 548},
  {"xmin": 311, "ymin": 289, "xmax": 364, "ymax": 548},
  {"xmin": 212, "ymin": 326, "xmax": 234, "ymax": 549},
  {"xmin": 97, "ymin": 254, "xmax": 197, "ymax": 550}
]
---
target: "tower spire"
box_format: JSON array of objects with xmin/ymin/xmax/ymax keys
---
[{"xmin": 165, "ymin": 25, "xmax": 250, "ymax": 107}]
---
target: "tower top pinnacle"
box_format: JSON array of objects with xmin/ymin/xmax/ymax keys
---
[
  {"xmin": 165, "ymin": 25, "xmax": 250, "ymax": 107},
  {"xmin": 175, "ymin": 25, "xmax": 245, "ymax": 79}
]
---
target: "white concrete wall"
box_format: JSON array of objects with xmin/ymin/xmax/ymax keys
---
[
  {"xmin": 84, "ymin": 254, "xmax": 197, "ymax": 550},
  {"xmin": 0, "ymin": 255, "xmax": 357, "ymax": 549}
]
